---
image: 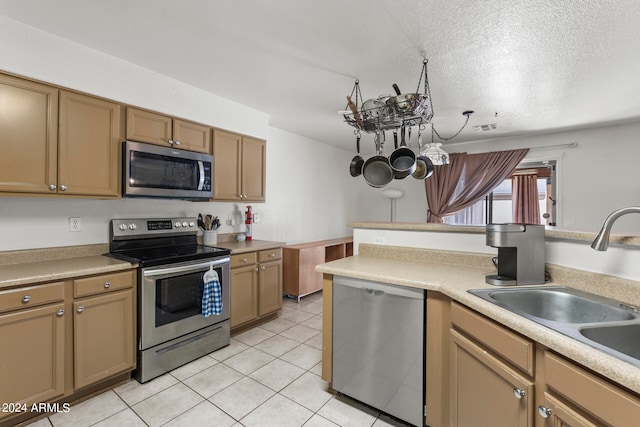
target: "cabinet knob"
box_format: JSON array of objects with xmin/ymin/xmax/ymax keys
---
[
  {"xmin": 104, "ymin": 281, "xmax": 111, "ymax": 289},
  {"xmin": 169, "ymin": 139, "xmax": 174, "ymax": 145},
  {"xmin": 22, "ymin": 295, "xmax": 31, "ymax": 303},
  {"xmin": 174, "ymin": 140, "xmax": 181, "ymax": 146},
  {"xmin": 57, "ymin": 309, "xmax": 65, "ymax": 317},
  {"xmin": 538, "ymin": 405, "xmax": 552, "ymax": 419},
  {"xmin": 77, "ymin": 306, "xmax": 84, "ymax": 313},
  {"xmin": 269, "ymin": 253, "xmax": 275, "ymax": 258},
  {"xmin": 60, "ymin": 185, "xmax": 68, "ymax": 191},
  {"xmin": 242, "ymin": 258, "xmax": 248, "ymax": 264},
  {"xmin": 49, "ymin": 184, "xmax": 57, "ymax": 191},
  {"xmin": 261, "ymin": 266, "xmax": 266, "ymax": 271},
  {"xmin": 254, "ymin": 267, "xmax": 259, "ymax": 272},
  {"xmin": 513, "ymin": 388, "xmax": 526, "ymax": 399}
]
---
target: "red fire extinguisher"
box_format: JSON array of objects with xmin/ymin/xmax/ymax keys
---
[{"xmin": 245, "ymin": 205, "xmax": 253, "ymax": 240}]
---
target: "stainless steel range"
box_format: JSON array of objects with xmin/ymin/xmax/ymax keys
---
[{"xmin": 109, "ymin": 217, "xmax": 231, "ymax": 383}]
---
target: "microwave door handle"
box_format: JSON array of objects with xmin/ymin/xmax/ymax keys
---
[{"xmin": 197, "ymin": 161, "xmax": 205, "ymax": 190}]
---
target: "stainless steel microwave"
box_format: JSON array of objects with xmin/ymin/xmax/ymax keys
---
[{"xmin": 123, "ymin": 140, "xmax": 213, "ymax": 200}]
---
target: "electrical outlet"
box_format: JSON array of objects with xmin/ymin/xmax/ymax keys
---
[
  {"xmin": 373, "ymin": 236, "xmax": 385, "ymax": 244},
  {"xmin": 69, "ymin": 217, "xmax": 81, "ymax": 232},
  {"xmin": 253, "ymin": 213, "xmax": 261, "ymax": 223}
]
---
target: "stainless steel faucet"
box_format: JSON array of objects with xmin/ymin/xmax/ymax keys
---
[{"xmin": 591, "ymin": 206, "xmax": 640, "ymax": 251}]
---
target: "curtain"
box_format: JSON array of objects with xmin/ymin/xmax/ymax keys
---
[
  {"xmin": 512, "ymin": 174, "xmax": 541, "ymax": 224},
  {"xmin": 425, "ymin": 148, "xmax": 529, "ymax": 223}
]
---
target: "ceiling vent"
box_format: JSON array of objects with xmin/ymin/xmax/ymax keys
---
[{"xmin": 474, "ymin": 123, "xmax": 497, "ymax": 132}]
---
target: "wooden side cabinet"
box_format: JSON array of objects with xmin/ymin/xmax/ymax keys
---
[
  {"xmin": 258, "ymin": 248, "xmax": 282, "ymax": 316},
  {"xmin": 212, "ymin": 129, "xmax": 266, "ymax": 201}
]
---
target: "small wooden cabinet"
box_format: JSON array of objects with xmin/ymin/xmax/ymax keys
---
[
  {"xmin": 126, "ymin": 107, "xmax": 211, "ymax": 153},
  {"xmin": 283, "ymin": 237, "xmax": 352, "ymax": 302},
  {"xmin": 212, "ymin": 129, "xmax": 266, "ymax": 201},
  {"xmin": 230, "ymin": 248, "xmax": 282, "ymax": 331}
]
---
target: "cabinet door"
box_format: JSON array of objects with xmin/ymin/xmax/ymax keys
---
[
  {"xmin": 539, "ymin": 392, "xmax": 598, "ymax": 427},
  {"xmin": 58, "ymin": 91, "xmax": 122, "ymax": 197},
  {"xmin": 173, "ymin": 119, "xmax": 211, "ymax": 153},
  {"xmin": 450, "ymin": 329, "xmax": 534, "ymax": 427},
  {"xmin": 0, "ymin": 304, "xmax": 65, "ymax": 406},
  {"xmin": 73, "ymin": 289, "xmax": 134, "ymax": 389},
  {"xmin": 0, "ymin": 74, "xmax": 58, "ymax": 194},
  {"xmin": 230, "ymin": 265, "xmax": 258, "ymax": 328},
  {"xmin": 258, "ymin": 260, "xmax": 282, "ymax": 316},
  {"xmin": 126, "ymin": 107, "xmax": 172, "ymax": 146},
  {"xmin": 212, "ymin": 129, "xmax": 242, "ymax": 200},
  {"xmin": 241, "ymin": 136, "xmax": 266, "ymax": 201}
]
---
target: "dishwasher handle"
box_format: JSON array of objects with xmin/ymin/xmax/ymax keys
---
[
  {"xmin": 362, "ymin": 288, "xmax": 385, "ymax": 296},
  {"xmin": 334, "ymin": 275, "xmax": 425, "ymax": 300}
]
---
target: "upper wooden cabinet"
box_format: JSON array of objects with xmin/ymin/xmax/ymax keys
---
[
  {"xmin": 0, "ymin": 74, "xmax": 58, "ymax": 194},
  {"xmin": 58, "ymin": 91, "xmax": 122, "ymax": 197},
  {"xmin": 212, "ymin": 129, "xmax": 266, "ymax": 201},
  {"xmin": 126, "ymin": 107, "xmax": 211, "ymax": 153},
  {"xmin": 0, "ymin": 73, "xmax": 122, "ymax": 197}
]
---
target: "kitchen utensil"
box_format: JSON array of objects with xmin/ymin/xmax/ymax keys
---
[
  {"xmin": 386, "ymin": 84, "xmax": 418, "ymax": 113},
  {"xmin": 346, "ymin": 95, "xmax": 363, "ymax": 129},
  {"xmin": 362, "ymin": 132, "xmax": 394, "ymax": 188},
  {"xmin": 412, "ymin": 155, "xmax": 434, "ymax": 180},
  {"xmin": 389, "ymin": 125, "xmax": 416, "ymax": 179},
  {"xmin": 350, "ymin": 134, "xmax": 365, "ymax": 177}
]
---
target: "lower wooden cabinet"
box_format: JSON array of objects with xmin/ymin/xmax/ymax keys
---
[
  {"xmin": 230, "ymin": 248, "xmax": 282, "ymax": 331},
  {"xmin": 0, "ymin": 303, "xmax": 66, "ymax": 406},
  {"xmin": 73, "ymin": 289, "xmax": 134, "ymax": 389}
]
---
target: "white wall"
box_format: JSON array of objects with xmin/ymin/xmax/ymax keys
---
[
  {"xmin": 377, "ymin": 122, "xmax": 640, "ymax": 232},
  {"xmin": 0, "ymin": 16, "xmax": 360, "ymax": 251}
]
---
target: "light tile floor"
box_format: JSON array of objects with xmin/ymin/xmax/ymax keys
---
[{"xmin": 25, "ymin": 292, "xmax": 410, "ymax": 427}]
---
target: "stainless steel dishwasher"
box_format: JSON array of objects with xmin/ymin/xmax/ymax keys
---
[{"xmin": 332, "ymin": 276, "xmax": 425, "ymax": 427}]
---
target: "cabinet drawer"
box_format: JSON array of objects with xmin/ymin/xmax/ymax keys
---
[
  {"xmin": 545, "ymin": 351, "xmax": 640, "ymax": 426},
  {"xmin": 258, "ymin": 248, "xmax": 282, "ymax": 263},
  {"xmin": 231, "ymin": 252, "xmax": 257, "ymax": 269},
  {"xmin": 74, "ymin": 270, "xmax": 135, "ymax": 298},
  {"xmin": 451, "ymin": 302, "xmax": 534, "ymax": 376},
  {"xmin": 0, "ymin": 282, "xmax": 65, "ymax": 314}
]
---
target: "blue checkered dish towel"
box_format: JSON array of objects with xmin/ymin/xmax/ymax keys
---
[{"xmin": 202, "ymin": 268, "xmax": 222, "ymax": 317}]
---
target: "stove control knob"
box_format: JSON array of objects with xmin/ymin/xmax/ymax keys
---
[
  {"xmin": 119, "ymin": 224, "xmax": 127, "ymax": 231},
  {"xmin": 189, "ymin": 221, "xmax": 195, "ymax": 227},
  {"xmin": 175, "ymin": 222, "xmax": 181, "ymax": 228},
  {"xmin": 128, "ymin": 223, "xmax": 137, "ymax": 230},
  {"xmin": 182, "ymin": 221, "xmax": 188, "ymax": 227}
]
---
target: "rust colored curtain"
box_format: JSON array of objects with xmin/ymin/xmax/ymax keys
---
[
  {"xmin": 425, "ymin": 148, "xmax": 529, "ymax": 223},
  {"xmin": 512, "ymin": 174, "xmax": 541, "ymax": 224}
]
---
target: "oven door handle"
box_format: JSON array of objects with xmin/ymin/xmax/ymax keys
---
[{"xmin": 143, "ymin": 257, "xmax": 230, "ymax": 278}]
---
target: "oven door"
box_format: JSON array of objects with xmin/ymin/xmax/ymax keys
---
[{"xmin": 139, "ymin": 256, "xmax": 230, "ymax": 350}]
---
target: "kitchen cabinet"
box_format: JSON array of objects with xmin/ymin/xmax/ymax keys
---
[
  {"xmin": 58, "ymin": 91, "xmax": 122, "ymax": 197},
  {"xmin": 0, "ymin": 73, "xmax": 123, "ymax": 197},
  {"xmin": 229, "ymin": 248, "xmax": 281, "ymax": 332},
  {"xmin": 450, "ymin": 302, "xmax": 535, "ymax": 427},
  {"xmin": 0, "ymin": 282, "xmax": 66, "ymax": 409},
  {"xmin": 73, "ymin": 271, "xmax": 135, "ymax": 390},
  {"xmin": 283, "ymin": 237, "xmax": 352, "ymax": 302},
  {"xmin": 0, "ymin": 73, "xmax": 59, "ymax": 195},
  {"xmin": 126, "ymin": 107, "xmax": 211, "ymax": 153},
  {"xmin": 0, "ymin": 270, "xmax": 135, "ymax": 426},
  {"xmin": 212, "ymin": 129, "xmax": 266, "ymax": 201}
]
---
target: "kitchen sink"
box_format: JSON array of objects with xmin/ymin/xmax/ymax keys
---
[
  {"xmin": 468, "ymin": 286, "xmax": 640, "ymax": 367},
  {"xmin": 484, "ymin": 288, "xmax": 634, "ymax": 323},
  {"xmin": 580, "ymin": 324, "xmax": 640, "ymax": 360}
]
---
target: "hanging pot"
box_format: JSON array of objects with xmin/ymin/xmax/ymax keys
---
[
  {"xmin": 363, "ymin": 132, "xmax": 394, "ymax": 188},
  {"xmin": 412, "ymin": 155, "xmax": 434, "ymax": 180},
  {"xmin": 389, "ymin": 125, "xmax": 416, "ymax": 179},
  {"xmin": 386, "ymin": 84, "xmax": 418, "ymax": 114},
  {"xmin": 349, "ymin": 134, "xmax": 364, "ymax": 177}
]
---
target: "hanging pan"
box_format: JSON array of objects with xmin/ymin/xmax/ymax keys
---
[
  {"xmin": 412, "ymin": 155, "xmax": 434, "ymax": 180},
  {"xmin": 363, "ymin": 132, "xmax": 394, "ymax": 188},
  {"xmin": 349, "ymin": 134, "xmax": 364, "ymax": 177},
  {"xmin": 389, "ymin": 124, "xmax": 416, "ymax": 179}
]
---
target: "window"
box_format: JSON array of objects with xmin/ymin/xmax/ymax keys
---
[{"xmin": 445, "ymin": 161, "xmax": 556, "ymax": 225}]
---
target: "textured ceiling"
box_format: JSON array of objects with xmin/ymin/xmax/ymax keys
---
[{"xmin": 1, "ymin": 0, "xmax": 640, "ymax": 154}]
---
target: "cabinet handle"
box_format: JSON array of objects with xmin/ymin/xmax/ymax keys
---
[
  {"xmin": 77, "ymin": 306, "xmax": 84, "ymax": 313},
  {"xmin": 169, "ymin": 139, "xmax": 174, "ymax": 145},
  {"xmin": 174, "ymin": 140, "xmax": 181, "ymax": 146},
  {"xmin": 269, "ymin": 253, "xmax": 275, "ymax": 258},
  {"xmin": 57, "ymin": 309, "xmax": 64, "ymax": 317},
  {"xmin": 261, "ymin": 266, "xmax": 266, "ymax": 271},
  {"xmin": 513, "ymin": 388, "xmax": 526, "ymax": 399},
  {"xmin": 60, "ymin": 185, "xmax": 68, "ymax": 191},
  {"xmin": 538, "ymin": 405, "xmax": 552, "ymax": 419},
  {"xmin": 49, "ymin": 184, "xmax": 57, "ymax": 191},
  {"xmin": 254, "ymin": 268, "xmax": 259, "ymax": 272},
  {"xmin": 242, "ymin": 258, "xmax": 248, "ymax": 264},
  {"xmin": 22, "ymin": 295, "xmax": 31, "ymax": 303},
  {"xmin": 104, "ymin": 281, "xmax": 111, "ymax": 289}
]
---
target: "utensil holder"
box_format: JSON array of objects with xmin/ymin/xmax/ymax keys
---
[{"xmin": 202, "ymin": 230, "xmax": 218, "ymax": 246}]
